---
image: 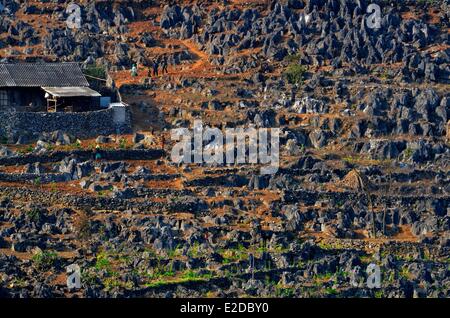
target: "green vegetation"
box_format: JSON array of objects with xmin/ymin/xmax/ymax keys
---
[
  {"xmin": 324, "ymin": 287, "xmax": 339, "ymax": 296},
  {"xmin": 403, "ymin": 148, "xmax": 414, "ymax": 160},
  {"xmin": 275, "ymin": 285, "xmax": 295, "ymax": 298},
  {"xmin": 187, "ymin": 242, "xmax": 202, "ymax": 258},
  {"xmin": 318, "ymin": 241, "xmax": 347, "ymax": 250},
  {"xmin": 399, "ymin": 266, "xmax": 412, "ymax": 280},
  {"xmin": 81, "ymin": 270, "xmax": 100, "ymax": 287},
  {"xmin": 335, "ymin": 269, "xmax": 349, "ymax": 279},
  {"xmin": 103, "ymin": 272, "xmax": 134, "ymax": 291},
  {"xmin": 83, "ymin": 65, "xmax": 107, "ymax": 80},
  {"xmin": 180, "ymin": 270, "xmax": 213, "ymax": 281},
  {"xmin": 118, "ymin": 138, "xmax": 128, "ymax": 149},
  {"xmin": 343, "ymin": 155, "xmax": 361, "ymax": 164},
  {"xmin": 391, "ymin": 252, "xmax": 415, "ymax": 262},
  {"xmin": 27, "ymin": 207, "xmax": 42, "ymax": 222},
  {"xmin": 219, "ymin": 244, "xmax": 248, "ymax": 264},
  {"xmin": 70, "ymin": 140, "xmax": 82, "ymax": 150},
  {"xmin": 144, "ymin": 279, "xmax": 168, "ymax": 288},
  {"xmin": 285, "ymin": 63, "xmax": 308, "ymax": 85},
  {"xmin": 264, "ymin": 274, "xmax": 276, "ymax": 287},
  {"xmin": 223, "ymin": 265, "xmax": 240, "ymax": 278},
  {"xmin": 95, "ymin": 251, "xmax": 112, "ymax": 272},
  {"xmin": 32, "ymin": 250, "xmax": 59, "ymax": 270},
  {"xmin": 18, "ymin": 144, "xmax": 34, "ymax": 154},
  {"xmin": 374, "ymin": 290, "xmax": 384, "ymax": 298},
  {"xmin": 80, "ymin": 249, "xmax": 136, "ymax": 291},
  {"xmin": 144, "ymin": 258, "xmax": 176, "ymax": 282},
  {"xmin": 144, "ymin": 269, "xmax": 214, "ymax": 288},
  {"xmin": 284, "ymin": 52, "xmax": 302, "ymax": 63},
  {"xmin": 313, "ymin": 272, "xmax": 334, "ymax": 282},
  {"xmin": 9, "ymin": 277, "xmax": 28, "ymax": 288},
  {"xmin": 359, "ymin": 254, "xmax": 374, "ymax": 264},
  {"xmin": 379, "ymin": 69, "xmax": 391, "ymax": 80},
  {"xmin": 140, "ymin": 244, "xmax": 216, "ymax": 288},
  {"xmin": 50, "ymin": 182, "xmax": 57, "ymax": 193},
  {"xmin": 33, "ymin": 177, "xmax": 41, "ymax": 186},
  {"xmin": 166, "ymin": 244, "xmax": 183, "ymax": 258},
  {"xmin": 386, "ymin": 271, "xmax": 396, "ymax": 285}
]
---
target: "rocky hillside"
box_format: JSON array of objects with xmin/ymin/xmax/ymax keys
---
[{"xmin": 0, "ymin": 0, "xmax": 449, "ymax": 298}]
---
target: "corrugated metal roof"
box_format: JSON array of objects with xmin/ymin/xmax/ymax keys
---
[
  {"xmin": 0, "ymin": 63, "xmax": 90, "ymax": 87},
  {"xmin": 42, "ymin": 86, "xmax": 101, "ymax": 97},
  {"xmin": 0, "ymin": 65, "xmax": 15, "ymax": 86}
]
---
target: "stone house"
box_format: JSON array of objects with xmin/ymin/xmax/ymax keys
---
[{"xmin": 0, "ymin": 62, "xmax": 102, "ymax": 112}]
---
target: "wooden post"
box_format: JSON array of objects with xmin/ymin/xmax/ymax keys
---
[
  {"xmin": 47, "ymin": 97, "xmax": 58, "ymax": 112},
  {"xmin": 446, "ymin": 120, "xmax": 450, "ymax": 143}
]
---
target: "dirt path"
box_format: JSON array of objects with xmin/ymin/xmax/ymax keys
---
[
  {"xmin": 181, "ymin": 39, "xmax": 211, "ymax": 71},
  {"xmin": 113, "ymin": 38, "xmax": 216, "ymax": 86}
]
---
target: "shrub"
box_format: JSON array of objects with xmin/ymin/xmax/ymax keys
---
[
  {"xmin": 33, "ymin": 177, "xmax": 41, "ymax": 186},
  {"xmin": 284, "ymin": 63, "xmax": 308, "ymax": 85},
  {"xmin": 119, "ymin": 138, "xmax": 128, "ymax": 149},
  {"xmin": 32, "ymin": 250, "xmax": 59, "ymax": 270},
  {"xmin": 95, "ymin": 252, "xmax": 111, "ymax": 271},
  {"xmin": 284, "ymin": 53, "xmax": 302, "ymax": 63},
  {"xmin": 27, "ymin": 207, "xmax": 42, "ymax": 222},
  {"xmin": 83, "ymin": 65, "xmax": 107, "ymax": 80},
  {"xmin": 19, "ymin": 145, "xmax": 34, "ymax": 154},
  {"xmin": 403, "ymin": 148, "xmax": 414, "ymax": 159},
  {"xmin": 71, "ymin": 140, "xmax": 82, "ymax": 150}
]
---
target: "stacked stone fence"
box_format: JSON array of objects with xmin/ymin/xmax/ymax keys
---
[
  {"xmin": 0, "ymin": 149, "xmax": 164, "ymax": 166},
  {"xmin": 0, "ymin": 106, "xmax": 132, "ymax": 141}
]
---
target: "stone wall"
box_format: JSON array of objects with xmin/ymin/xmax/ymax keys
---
[
  {"xmin": 0, "ymin": 172, "xmax": 72, "ymax": 183},
  {"xmin": 0, "ymin": 149, "xmax": 164, "ymax": 166},
  {"xmin": 0, "ymin": 106, "xmax": 132, "ymax": 142}
]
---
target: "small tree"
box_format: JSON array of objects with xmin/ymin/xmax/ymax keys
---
[
  {"xmin": 83, "ymin": 65, "xmax": 107, "ymax": 80},
  {"xmin": 284, "ymin": 63, "xmax": 308, "ymax": 85}
]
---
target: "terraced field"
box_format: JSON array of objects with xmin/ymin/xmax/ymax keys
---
[{"xmin": 0, "ymin": 0, "xmax": 449, "ymax": 298}]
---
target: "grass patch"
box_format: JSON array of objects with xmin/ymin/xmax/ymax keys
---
[
  {"xmin": 187, "ymin": 242, "xmax": 203, "ymax": 258},
  {"xmin": 219, "ymin": 244, "xmax": 249, "ymax": 264},
  {"xmin": 32, "ymin": 250, "xmax": 59, "ymax": 270},
  {"xmin": 399, "ymin": 266, "xmax": 412, "ymax": 280},
  {"xmin": 18, "ymin": 145, "xmax": 34, "ymax": 154},
  {"xmin": 144, "ymin": 269, "xmax": 214, "ymax": 288},
  {"xmin": 275, "ymin": 285, "xmax": 295, "ymax": 298},
  {"xmin": 95, "ymin": 251, "xmax": 112, "ymax": 272},
  {"xmin": 325, "ymin": 287, "xmax": 339, "ymax": 296}
]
